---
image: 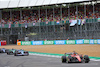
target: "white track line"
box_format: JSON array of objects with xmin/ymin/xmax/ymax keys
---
[
  {"xmin": 29, "ymin": 53, "xmax": 100, "ymax": 61},
  {"xmin": 29, "ymin": 53, "xmax": 60, "ymax": 58},
  {"xmin": 90, "ymin": 59, "xmax": 100, "ymax": 61}
]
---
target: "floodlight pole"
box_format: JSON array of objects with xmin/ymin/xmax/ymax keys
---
[
  {"xmin": 84, "ymin": 4, "xmax": 86, "ymax": 18},
  {"xmin": 68, "ymin": 4, "xmax": 70, "ymax": 32},
  {"xmin": 60, "ymin": 5, "xmax": 62, "ymax": 23},
  {"xmin": 53, "ymin": 6, "xmax": 55, "ymax": 32},
  {"xmin": 68, "ymin": 4, "xmax": 70, "ymax": 20},
  {"xmin": 20, "ymin": 8, "xmax": 23, "ymax": 34},
  {"xmin": 76, "ymin": 4, "xmax": 79, "ymax": 39},
  {"xmin": 38, "ymin": 7, "xmax": 41, "ymax": 39},
  {"xmin": 0, "ymin": 10, "xmax": 2, "ymax": 35},
  {"xmin": 10, "ymin": 9, "xmax": 12, "ymax": 34},
  {"xmin": 46, "ymin": 8, "xmax": 47, "ymax": 22},
  {"xmin": 46, "ymin": 7, "xmax": 48, "ymax": 39},
  {"xmin": 93, "ymin": 2, "xmax": 95, "ymax": 19},
  {"xmin": 76, "ymin": 4, "xmax": 78, "ymax": 19},
  {"xmin": 10, "ymin": 9, "xmax": 12, "ymax": 21},
  {"xmin": 0, "ymin": 10, "xmax": 2, "ymax": 19}
]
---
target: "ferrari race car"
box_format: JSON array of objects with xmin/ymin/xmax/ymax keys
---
[
  {"xmin": 7, "ymin": 49, "xmax": 16, "ymax": 55},
  {"xmin": 14, "ymin": 49, "xmax": 29, "ymax": 56},
  {"xmin": 0, "ymin": 48, "xmax": 9, "ymax": 53},
  {"xmin": 61, "ymin": 51, "xmax": 90, "ymax": 63}
]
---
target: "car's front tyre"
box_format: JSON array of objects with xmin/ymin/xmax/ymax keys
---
[
  {"xmin": 7, "ymin": 52, "xmax": 10, "ymax": 55},
  {"xmin": 84, "ymin": 55, "xmax": 90, "ymax": 63},
  {"xmin": 14, "ymin": 53, "xmax": 17, "ymax": 56},
  {"xmin": 27, "ymin": 52, "xmax": 29, "ymax": 56},
  {"xmin": 62, "ymin": 56, "xmax": 66, "ymax": 63}
]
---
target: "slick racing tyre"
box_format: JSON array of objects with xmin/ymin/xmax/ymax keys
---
[
  {"xmin": 27, "ymin": 52, "xmax": 29, "ymax": 56},
  {"xmin": 7, "ymin": 52, "xmax": 10, "ymax": 55},
  {"xmin": 84, "ymin": 55, "xmax": 90, "ymax": 63},
  {"xmin": 68, "ymin": 55, "xmax": 73, "ymax": 61},
  {"xmin": 62, "ymin": 56, "xmax": 66, "ymax": 63},
  {"xmin": 14, "ymin": 53, "xmax": 17, "ymax": 56}
]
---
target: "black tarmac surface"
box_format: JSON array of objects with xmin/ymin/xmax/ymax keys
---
[{"xmin": 0, "ymin": 53, "xmax": 100, "ymax": 67}]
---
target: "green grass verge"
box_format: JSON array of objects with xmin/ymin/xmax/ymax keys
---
[{"xmin": 29, "ymin": 51, "xmax": 100, "ymax": 60}]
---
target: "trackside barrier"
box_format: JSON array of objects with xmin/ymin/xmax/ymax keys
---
[
  {"xmin": 54, "ymin": 40, "xmax": 66, "ymax": 45},
  {"xmin": 21, "ymin": 41, "xmax": 32, "ymax": 45},
  {"xmin": 97, "ymin": 39, "xmax": 100, "ymax": 44},
  {"xmin": 43, "ymin": 40, "xmax": 54, "ymax": 45},
  {"xmin": 89, "ymin": 39, "xmax": 94, "ymax": 44},
  {"xmin": 18, "ymin": 39, "xmax": 99, "ymax": 45},
  {"xmin": 32, "ymin": 41, "xmax": 43, "ymax": 45},
  {"xmin": 76, "ymin": 39, "xmax": 83, "ymax": 44},
  {"xmin": 94, "ymin": 39, "xmax": 97, "ymax": 44},
  {"xmin": 0, "ymin": 41, "xmax": 7, "ymax": 46},
  {"xmin": 66, "ymin": 40, "xmax": 76, "ymax": 44},
  {"xmin": 17, "ymin": 41, "xmax": 21, "ymax": 45},
  {"xmin": 84, "ymin": 39, "xmax": 90, "ymax": 44}
]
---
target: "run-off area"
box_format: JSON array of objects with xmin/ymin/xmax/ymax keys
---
[{"xmin": 0, "ymin": 53, "xmax": 100, "ymax": 67}]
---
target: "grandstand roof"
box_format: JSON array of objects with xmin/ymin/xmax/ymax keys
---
[{"xmin": 0, "ymin": 0, "xmax": 90, "ymax": 9}]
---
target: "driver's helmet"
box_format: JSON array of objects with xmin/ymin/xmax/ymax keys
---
[
  {"xmin": 73, "ymin": 51, "xmax": 77, "ymax": 55},
  {"xmin": 20, "ymin": 49, "xmax": 22, "ymax": 50}
]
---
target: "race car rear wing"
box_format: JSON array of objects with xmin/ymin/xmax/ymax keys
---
[
  {"xmin": 64, "ymin": 52, "xmax": 78, "ymax": 55},
  {"xmin": 64, "ymin": 53, "xmax": 73, "ymax": 55}
]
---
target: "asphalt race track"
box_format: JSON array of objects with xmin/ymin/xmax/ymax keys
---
[{"xmin": 0, "ymin": 53, "xmax": 100, "ymax": 67}]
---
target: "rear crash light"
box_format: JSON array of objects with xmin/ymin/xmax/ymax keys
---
[
  {"xmin": 18, "ymin": 52, "xmax": 21, "ymax": 54},
  {"xmin": 24, "ymin": 52, "xmax": 28, "ymax": 53}
]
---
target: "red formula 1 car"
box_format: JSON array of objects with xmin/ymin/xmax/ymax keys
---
[{"xmin": 61, "ymin": 51, "xmax": 90, "ymax": 63}]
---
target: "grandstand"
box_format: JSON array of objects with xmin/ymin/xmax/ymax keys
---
[{"xmin": 0, "ymin": 0, "xmax": 100, "ymax": 44}]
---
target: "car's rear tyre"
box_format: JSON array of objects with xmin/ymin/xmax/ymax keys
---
[
  {"xmin": 1, "ymin": 50, "xmax": 4, "ymax": 53},
  {"xmin": 80, "ymin": 55, "xmax": 83, "ymax": 59},
  {"xmin": 68, "ymin": 55, "xmax": 73, "ymax": 62},
  {"xmin": 7, "ymin": 52, "xmax": 10, "ymax": 55},
  {"xmin": 62, "ymin": 56, "xmax": 66, "ymax": 63},
  {"xmin": 5, "ymin": 49, "xmax": 9, "ymax": 53},
  {"xmin": 66, "ymin": 58, "xmax": 69, "ymax": 63},
  {"xmin": 85, "ymin": 60, "xmax": 89, "ymax": 63},
  {"xmin": 27, "ymin": 53, "xmax": 29, "ymax": 56},
  {"xmin": 84, "ymin": 55, "xmax": 90, "ymax": 63},
  {"xmin": 14, "ymin": 53, "xmax": 17, "ymax": 56}
]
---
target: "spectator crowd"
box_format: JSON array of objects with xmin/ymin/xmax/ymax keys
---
[{"xmin": 0, "ymin": 3, "xmax": 100, "ymax": 25}]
